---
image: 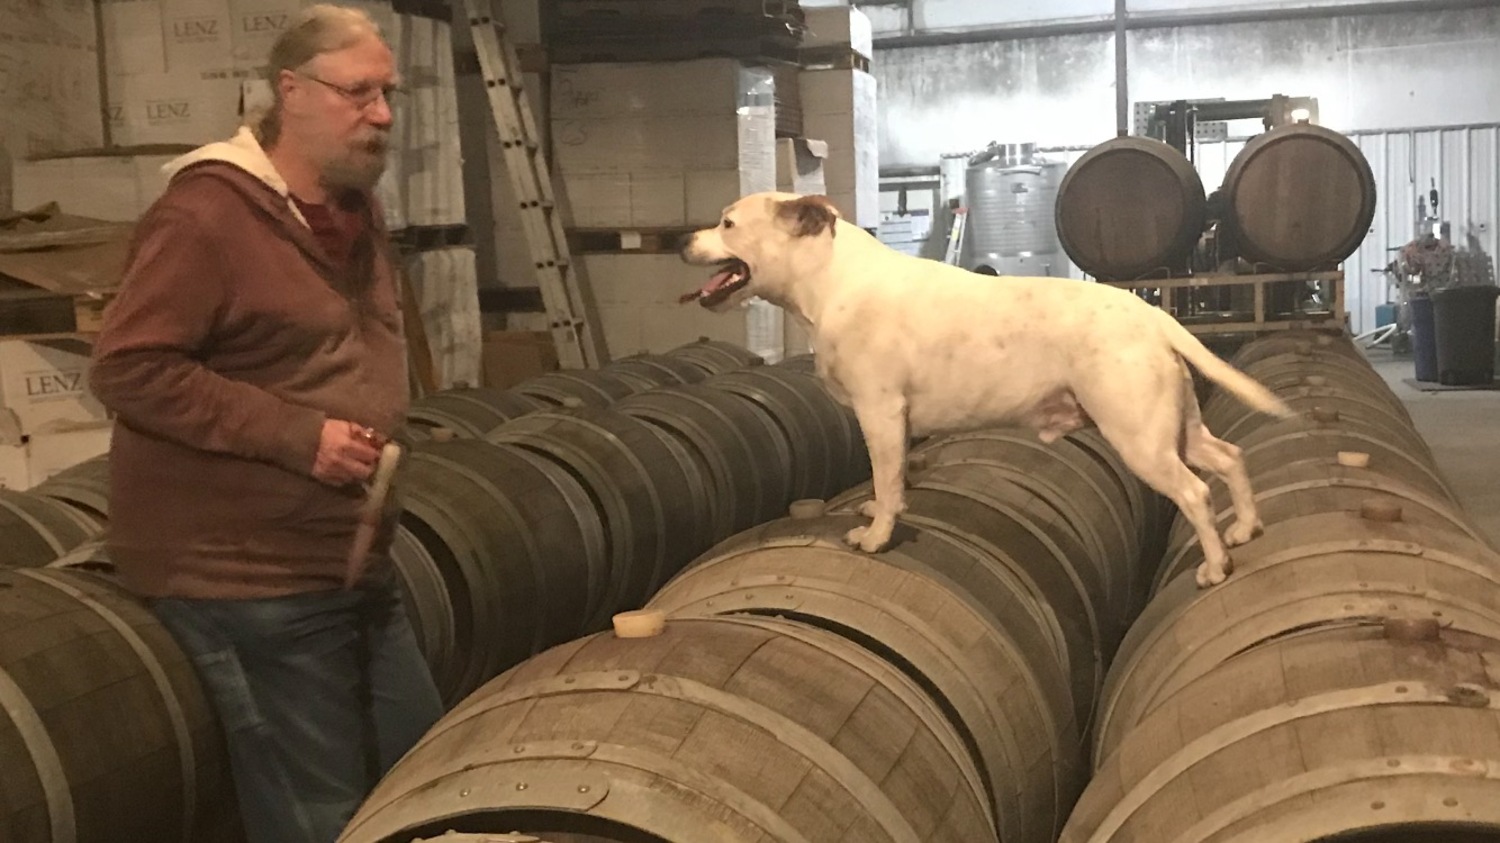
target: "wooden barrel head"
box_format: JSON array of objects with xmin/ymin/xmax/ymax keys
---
[
  {"xmin": 1222, "ymin": 122, "xmax": 1377, "ymax": 271},
  {"xmin": 1055, "ymin": 136, "xmax": 1207, "ymax": 281}
]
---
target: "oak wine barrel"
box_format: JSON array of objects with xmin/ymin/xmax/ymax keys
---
[
  {"xmin": 0, "ymin": 566, "xmax": 239, "ymax": 843},
  {"xmin": 827, "ymin": 458, "xmax": 1114, "ymax": 727},
  {"xmin": 0, "ymin": 490, "xmax": 103, "ymax": 569},
  {"xmin": 666, "ymin": 337, "xmax": 765, "ymax": 375},
  {"xmin": 1100, "ymin": 505, "xmax": 1500, "ymax": 767},
  {"xmin": 1064, "ymin": 623, "xmax": 1500, "ymax": 842},
  {"xmin": 614, "ymin": 384, "xmax": 795, "ymax": 538},
  {"xmin": 1221, "ymin": 122, "xmax": 1377, "ymax": 271},
  {"xmin": 336, "ymin": 616, "xmax": 997, "ymax": 843},
  {"xmin": 602, "ymin": 353, "xmax": 709, "ymax": 391},
  {"xmin": 398, "ymin": 438, "xmax": 608, "ymax": 702},
  {"xmin": 29, "ymin": 455, "xmax": 112, "ymax": 525},
  {"xmin": 647, "ymin": 506, "xmax": 1081, "ymax": 843},
  {"xmin": 1054, "ymin": 136, "xmax": 1207, "ymax": 281},
  {"xmin": 486, "ymin": 408, "xmax": 714, "ymax": 628},
  {"xmin": 406, "ymin": 388, "xmax": 548, "ymax": 437},
  {"xmin": 512, "ymin": 371, "xmax": 641, "ymax": 409}
]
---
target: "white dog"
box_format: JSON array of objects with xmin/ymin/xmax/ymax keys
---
[{"xmin": 679, "ymin": 192, "xmax": 1295, "ymax": 588}]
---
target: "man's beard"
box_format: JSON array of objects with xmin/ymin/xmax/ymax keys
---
[{"xmin": 320, "ymin": 133, "xmax": 390, "ymax": 191}]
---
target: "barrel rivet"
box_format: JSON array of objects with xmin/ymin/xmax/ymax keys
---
[
  {"xmin": 578, "ymin": 785, "xmax": 591, "ymax": 794},
  {"xmin": 516, "ymin": 782, "xmax": 528, "ymax": 791},
  {"xmin": 1361, "ymin": 501, "xmax": 1403, "ymax": 522}
]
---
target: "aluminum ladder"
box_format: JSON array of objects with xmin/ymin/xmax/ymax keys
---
[{"xmin": 461, "ymin": 0, "xmax": 606, "ymax": 369}]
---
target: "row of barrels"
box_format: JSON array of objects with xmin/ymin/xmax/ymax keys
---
[
  {"xmin": 0, "ymin": 339, "xmax": 874, "ymax": 843},
  {"xmin": 331, "ymin": 428, "xmax": 1171, "ymax": 837},
  {"xmin": 1056, "ymin": 122, "xmax": 1378, "ymax": 280},
  {"xmin": 1062, "ymin": 330, "xmax": 1500, "ymax": 841}
]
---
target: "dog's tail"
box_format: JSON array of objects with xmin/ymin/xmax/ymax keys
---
[{"xmin": 1156, "ymin": 310, "xmax": 1296, "ymax": 418}]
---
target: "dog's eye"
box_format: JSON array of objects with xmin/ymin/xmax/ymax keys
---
[{"xmin": 722, "ymin": 219, "xmax": 735, "ymax": 229}]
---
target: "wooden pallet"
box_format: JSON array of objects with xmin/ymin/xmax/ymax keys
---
[
  {"xmin": 0, "ymin": 208, "xmax": 130, "ymax": 342},
  {"xmin": 568, "ymin": 227, "xmax": 700, "ymax": 254},
  {"xmin": 1102, "ymin": 270, "xmax": 1347, "ymax": 337},
  {"xmin": 549, "ymin": 35, "xmax": 802, "ymax": 66},
  {"xmin": 0, "ymin": 282, "xmax": 114, "ymax": 341}
]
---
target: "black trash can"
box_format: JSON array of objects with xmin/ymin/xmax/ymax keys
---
[
  {"xmin": 1409, "ymin": 294, "xmax": 1438, "ymax": 382},
  {"xmin": 1432, "ymin": 285, "xmax": 1499, "ymax": 385}
]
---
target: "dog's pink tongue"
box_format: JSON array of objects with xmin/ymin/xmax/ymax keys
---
[{"xmin": 679, "ymin": 266, "xmax": 738, "ymax": 305}]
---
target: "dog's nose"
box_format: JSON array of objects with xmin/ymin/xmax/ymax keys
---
[{"xmin": 676, "ymin": 232, "xmax": 695, "ymax": 256}]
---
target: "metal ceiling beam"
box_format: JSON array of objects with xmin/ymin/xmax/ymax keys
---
[{"xmin": 871, "ymin": 0, "xmax": 1500, "ymax": 49}]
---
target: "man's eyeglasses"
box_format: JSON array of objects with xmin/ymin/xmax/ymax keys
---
[{"xmin": 299, "ymin": 73, "xmax": 404, "ymax": 110}]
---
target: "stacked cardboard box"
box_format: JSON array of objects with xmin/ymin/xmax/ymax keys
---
[
  {"xmin": 799, "ymin": 67, "xmax": 879, "ymax": 229},
  {"xmin": 545, "ymin": 58, "xmax": 785, "ymax": 360},
  {"xmin": 0, "ymin": 2, "xmax": 104, "ymax": 212},
  {"xmin": 550, "ymin": 59, "xmax": 777, "ymax": 229},
  {"xmin": 12, "ymin": 154, "xmax": 178, "ymax": 222},
  {"xmin": 0, "ymin": 341, "xmax": 113, "ymax": 490}
]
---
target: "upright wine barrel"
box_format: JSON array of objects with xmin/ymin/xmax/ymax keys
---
[
  {"xmin": 397, "ymin": 438, "xmax": 608, "ymax": 702},
  {"xmin": 406, "ymin": 388, "xmax": 548, "ymax": 437},
  {"xmin": 1220, "ymin": 122, "xmax": 1377, "ymax": 271},
  {"xmin": 1054, "ymin": 136, "xmax": 1207, "ymax": 281},
  {"xmin": 647, "ymin": 506, "xmax": 1081, "ymax": 843},
  {"xmin": 614, "ymin": 384, "xmax": 795, "ymax": 537},
  {"xmin": 666, "ymin": 337, "xmax": 765, "ymax": 375},
  {"xmin": 336, "ymin": 616, "xmax": 998, "ymax": 843},
  {"xmin": 487, "ymin": 409, "xmax": 714, "ymax": 627},
  {"xmin": 0, "ymin": 490, "xmax": 103, "ymax": 569},
  {"xmin": 0, "ymin": 566, "xmax": 238, "ymax": 843},
  {"xmin": 1064, "ymin": 623, "xmax": 1500, "ymax": 842}
]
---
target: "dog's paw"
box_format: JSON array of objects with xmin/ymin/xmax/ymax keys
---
[
  {"xmin": 843, "ymin": 523, "xmax": 892, "ymax": 553},
  {"xmin": 1195, "ymin": 555, "xmax": 1234, "ymax": 588},
  {"xmin": 1223, "ymin": 519, "xmax": 1263, "ymax": 547}
]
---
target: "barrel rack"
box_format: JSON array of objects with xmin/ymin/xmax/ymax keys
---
[{"xmin": 1103, "ymin": 268, "xmax": 1347, "ymax": 337}]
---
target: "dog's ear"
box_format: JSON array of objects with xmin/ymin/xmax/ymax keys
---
[{"xmin": 776, "ymin": 195, "xmax": 841, "ymax": 238}]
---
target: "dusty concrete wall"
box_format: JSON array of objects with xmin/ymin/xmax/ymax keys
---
[{"xmin": 876, "ymin": 7, "xmax": 1500, "ymax": 168}]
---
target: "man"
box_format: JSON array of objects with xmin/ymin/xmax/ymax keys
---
[{"xmin": 88, "ymin": 6, "xmax": 443, "ymax": 842}]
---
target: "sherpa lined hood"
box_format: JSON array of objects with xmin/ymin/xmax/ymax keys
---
[{"xmin": 160, "ymin": 126, "xmax": 310, "ymax": 227}]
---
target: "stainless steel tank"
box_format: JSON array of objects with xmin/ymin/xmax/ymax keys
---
[{"xmin": 964, "ymin": 142, "xmax": 1066, "ymax": 277}]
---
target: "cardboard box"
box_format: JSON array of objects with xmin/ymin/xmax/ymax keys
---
[
  {"xmin": 0, "ymin": 341, "xmax": 111, "ymax": 438},
  {"xmin": 13, "ymin": 154, "xmax": 178, "ymax": 222},
  {"xmin": 0, "ymin": 421, "xmax": 114, "ymax": 491},
  {"xmin": 551, "ymin": 59, "xmax": 777, "ymax": 227},
  {"xmin": 777, "ymin": 138, "xmax": 829, "ymax": 196},
  {"xmin": 799, "ymin": 69, "xmax": 879, "ymax": 228},
  {"xmin": 802, "ymin": 7, "xmax": 874, "ymax": 60},
  {"xmin": 0, "ymin": 0, "xmax": 104, "ymax": 211},
  {"xmin": 482, "ymin": 330, "xmax": 560, "ymax": 390}
]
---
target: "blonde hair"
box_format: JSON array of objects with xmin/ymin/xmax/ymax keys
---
[{"xmin": 254, "ymin": 4, "xmax": 384, "ymax": 146}]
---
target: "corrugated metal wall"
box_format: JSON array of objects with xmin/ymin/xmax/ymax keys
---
[{"xmin": 1036, "ymin": 123, "xmax": 1500, "ymax": 333}]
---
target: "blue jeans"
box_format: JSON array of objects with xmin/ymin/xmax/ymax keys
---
[{"xmin": 150, "ymin": 574, "xmax": 444, "ymax": 843}]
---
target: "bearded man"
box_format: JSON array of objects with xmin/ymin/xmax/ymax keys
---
[{"xmin": 88, "ymin": 6, "xmax": 443, "ymax": 842}]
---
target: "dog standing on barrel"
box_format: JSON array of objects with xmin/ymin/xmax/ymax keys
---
[{"xmin": 679, "ymin": 192, "xmax": 1295, "ymax": 587}]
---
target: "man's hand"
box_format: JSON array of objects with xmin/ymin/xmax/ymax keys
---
[{"xmin": 312, "ymin": 419, "xmax": 384, "ymax": 486}]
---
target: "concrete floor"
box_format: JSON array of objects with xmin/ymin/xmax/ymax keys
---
[{"xmin": 1366, "ymin": 346, "xmax": 1500, "ymax": 549}]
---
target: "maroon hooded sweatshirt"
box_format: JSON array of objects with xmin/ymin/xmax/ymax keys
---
[{"xmin": 89, "ymin": 128, "xmax": 408, "ymax": 599}]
